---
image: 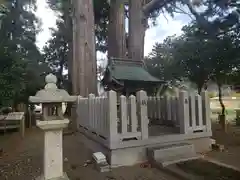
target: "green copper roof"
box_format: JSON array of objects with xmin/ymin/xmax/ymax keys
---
[{"xmin": 108, "ymin": 58, "xmax": 162, "ymax": 82}]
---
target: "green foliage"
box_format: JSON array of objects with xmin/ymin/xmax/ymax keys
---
[
  {"xmin": 47, "ymin": 0, "xmax": 110, "ymax": 52},
  {"xmin": 43, "ymin": 20, "xmax": 68, "ymax": 88},
  {"xmin": 0, "ymin": 0, "xmax": 50, "ymax": 107},
  {"xmin": 146, "ymin": 19, "xmax": 240, "ymax": 94},
  {"xmin": 145, "ymin": 35, "xmax": 184, "ymax": 83}
]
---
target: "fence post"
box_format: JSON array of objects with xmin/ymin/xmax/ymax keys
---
[
  {"xmin": 189, "ymin": 94, "xmax": 196, "ymax": 128},
  {"xmin": 107, "ymin": 91, "xmax": 118, "ymax": 143},
  {"xmin": 166, "ymin": 95, "xmax": 172, "ymax": 122},
  {"xmin": 156, "ymin": 97, "xmax": 161, "ymax": 123},
  {"xmin": 120, "ymin": 95, "xmax": 128, "ymax": 134},
  {"xmin": 76, "ymin": 96, "xmax": 81, "ymax": 129},
  {"xmin": 129, "ymin": 95, "xmax": 137, "ymax": 132},
  {"xmin": 201, "ymin": 91, "xmax": 212, "ymax": 132},
  {"xmin": 179, "ymin": 91, "xmax": 190, "ymax": 134},
  {"xmin": 70, "ymin": 98, "xmax": 78, "ymax": 131},
  {"xmin": 195, "ymin": 94, "xmax": 203, "ymax": 127},
  {"xmin": 88, "ymin": 94, "xmax": 95, "ymax": 130},
  {"xmin": 137, "ymin": 90, "xmax": 148, "ymax": 139}
]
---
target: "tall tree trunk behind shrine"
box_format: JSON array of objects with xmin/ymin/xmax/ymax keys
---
[
  {"xmin": 108, "ymin": 0, "xmax": 126, "ymax": 59},
  {"xmin": 72, "ymin": 0, "xmax": 97, "ymax": 96},
  {"xmin": 128, "ymin": 0, "xmax": 146, "ymax": 61}
]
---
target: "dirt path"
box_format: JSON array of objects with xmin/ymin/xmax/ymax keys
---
[
  {"xmin": 206, "ymin": 123, "xmax": 240, "ymax": 170},
  {"xmin": 0, "ymin": 128, "xmax": 179, "ymax": 180}
]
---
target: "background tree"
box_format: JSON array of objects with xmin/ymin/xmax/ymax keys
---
[
  {"xmin": 145, "ymin": 36, "xmax": 184, "ymax": 83},
  {"xmin": 43, "ymin": 20, "xmax": 68, "ymax": 89},
  {"xmin": 147, "ymin": 17, "xmax": 240, "ymax": 130},
  {"xmin": 0, "ymin": 0, "xmax": 50, "ymax": 108}
]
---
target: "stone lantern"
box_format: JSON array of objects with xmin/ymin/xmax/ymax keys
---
[{"xmin": 29, "ymin": 73, "xmax": 77, "ymax": 180}]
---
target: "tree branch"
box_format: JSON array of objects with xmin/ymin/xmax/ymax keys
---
[
  {"xmin": 142, "ymin": 0, "xmax": 175, "ymax": 16},
  {"xmin": 172, "ymin": 4, "xmax": 195, "ymax": 20},
  {"xmin": 183, "ymin": 0, "xmax": 216, "ymax": 35}
]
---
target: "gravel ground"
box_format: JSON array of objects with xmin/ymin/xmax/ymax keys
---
[{"xmin": 0, "ymin": 128, "xmax": 179, "ymax": 180}]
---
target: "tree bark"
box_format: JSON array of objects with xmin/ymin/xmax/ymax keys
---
[
  {"xmin": 128, "ymin": 0, "xmax": 146, "ymax": 61},
  {"xmin": 72, "ymin": 0, "xmax": 97, "ymax": 96},
  {"xmin": 197, "ymin": 80, "xmax": 205, "ymax": 94},
  {"xmin": 217, "ymin": 83, "xmax": 225, "ymax": 116},
  {"xmin": 142, "ymin": 0, "xmax": 173, "ymax": 16},
  {"xmin": 108, "ymin": 0, "xmax": 126, "ymax": 58},
  {"xmin": 72, "ymin": 0, "xmax": 79, "ymax": 95},
  {"xmin": 217, "ymin": 82, "xmax": 226, "ymax": 131}
]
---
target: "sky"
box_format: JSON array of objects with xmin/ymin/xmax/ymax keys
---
[{"xmin": 35, "ymin": 0, "xmax": 191, "ymax": 58}]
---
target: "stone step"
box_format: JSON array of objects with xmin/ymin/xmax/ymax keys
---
[
  {"xmin": 148, "ymin": 143, "xmax": 202, "ymax": 167},
  {"xmin": 157, "ymin": 152, "xmax": 202, "ymax": 167},
  {"xmin": 148, "ymin": 143, "xmax": 194, "ymax": 160}
]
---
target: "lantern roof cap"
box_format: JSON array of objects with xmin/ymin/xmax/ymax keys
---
[{"xmin": 29, "ymin": 73, "xmax": 77, "ymax": 103}]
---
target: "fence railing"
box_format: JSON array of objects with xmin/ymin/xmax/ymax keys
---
[
  {"xmin": 76, "ymin": 90, "xmax": 211, "ymax": 145},
  {"xmin": 147, "ymin": 91, "xmax": 211, "ymax": 134},
  {"xmin": 148, "ymin": 96, "xmax": 179, "ymax": 126},
  {"xmin": 76, "ymin": 90, "xmax": 149, "ymax": 144},
  {"xmin": 77, "ymin": 96, "xmax": 109, "ymax": 139}
]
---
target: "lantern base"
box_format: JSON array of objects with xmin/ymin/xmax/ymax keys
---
[
  {"xmin": 36, "ymin": 119, "xmax": 69, "ymax": 131},
  {"xmin": 36, "ymin": 173, "xmax": 69, "ymax": 180}
]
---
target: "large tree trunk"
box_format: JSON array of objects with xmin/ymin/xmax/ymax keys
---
[
  {"xmin": 71, "ymin": 0, "xmax": 97, "ymax": 131},
  {"xmin": 72, "ymin": 0, "xmax": 97, "ymax": 96},
  {"xmin": 108, "ymin": 0, "xmax": 126, "ymax": 58},
  {"xmin": 62, "ymin": 0, "xmax": 73, "ymax": 94},
  {"xmin": 72, "ymin": 0, "xmax": 80, "ymax": 95},
  {"xmin": 128, "ymin": 0, "xmax": 146, "ymax": 61}
]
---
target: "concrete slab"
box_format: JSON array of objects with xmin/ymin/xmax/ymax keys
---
[
  {"xmin": 148, "ymin": 143, "xmax": 195, "ymax": 160},
  {"xmin": 148, "ymin": 143, "xmax": 202, "ymax": 167},
  {"xmin": 157, "ymin": 153, "xmax": 203, "ymax": 167}
]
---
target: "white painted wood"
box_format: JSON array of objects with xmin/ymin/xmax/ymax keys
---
[
  {"xmin": 96, "ymin": 98, "xmax": 100, "ymax": 134},
  {"xmin": 88, "ymin": 94, "xmax": 95, "ymax": 130},
  {"xmin": 153, "ymin": 97, "xmax": 157, "ymax": 119},
  {"xmin": 129, "ymin": 95, "xmax": 137, "ymax": 132},
  {"xmin": 165, "ymin": 95, "xmax": 171, "ymax": 122},
  {"xmin": 137, "ymin": 90, "xmax": 148, "ymax": 139},
  {"xmin": 120, "ymin": 95, "xmax": 128, "ymax": 134},
  {"xmin": 76, "ymin": 96, "xmax": 81, "ymax": 127},
  {"xmin": 149, "ymin": 96, "xmax": 153, "ymax": 119},
  {"xmin": 104, "ymin": 97, "xmax": 108, "ymax": 136},
  {"xmin": 156, "ymin": 97, "xmax": 161, "ymax": 121},
  {"xmin": 171, "ymin": 97, "xmax": 176, "ymax": 123},
  {"xmin": 75, "ymin": 90, "xmax": 212, "ymax": 150},
  {"xmin": 107, "ymin": 91, "xmax": 118, "ymax": 142},
  {"xmin": 163, "ymin": 96, "xmax": 167, "ymax": 121},
  {"xmin": 161, "ymin": 97, "xmax": 165, "ymax": 121},
  {"xmin": 195, "ymin": 94, "xmax": 203, "ymax": 129},
  {"xmin": 176, "ymin": 97, "xmax": 180, "ymax": 126},
  {"xmin": 189, "ymin": 94, "xmax": 196, "ymax": 129},
  {"xmin": 179, "ymin": 91, "xmax": 190, "ymax": 134},
  {"xmin": 201, "ymin": 91, "xmax": 211, "ymax": 132}
]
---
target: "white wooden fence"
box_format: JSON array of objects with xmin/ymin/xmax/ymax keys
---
[
  {"xmin": 147, "ymin": 91, "xmax": 211, "ymax": 134},
  {"xmin": 148, "ymin": 96, "xmax": 179, "ymax": 126},
  {"xmin": 76, "ymin": 91, "xmax": 148, "ymax": 144},
  {"xmin": 76, "ymin": 90, "xmax": 211, "ymax": 145}
]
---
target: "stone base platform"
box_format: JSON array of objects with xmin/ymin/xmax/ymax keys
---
[{"xmin": 78, "ymin": 130, "xmax": 212, "ymax": 167}]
